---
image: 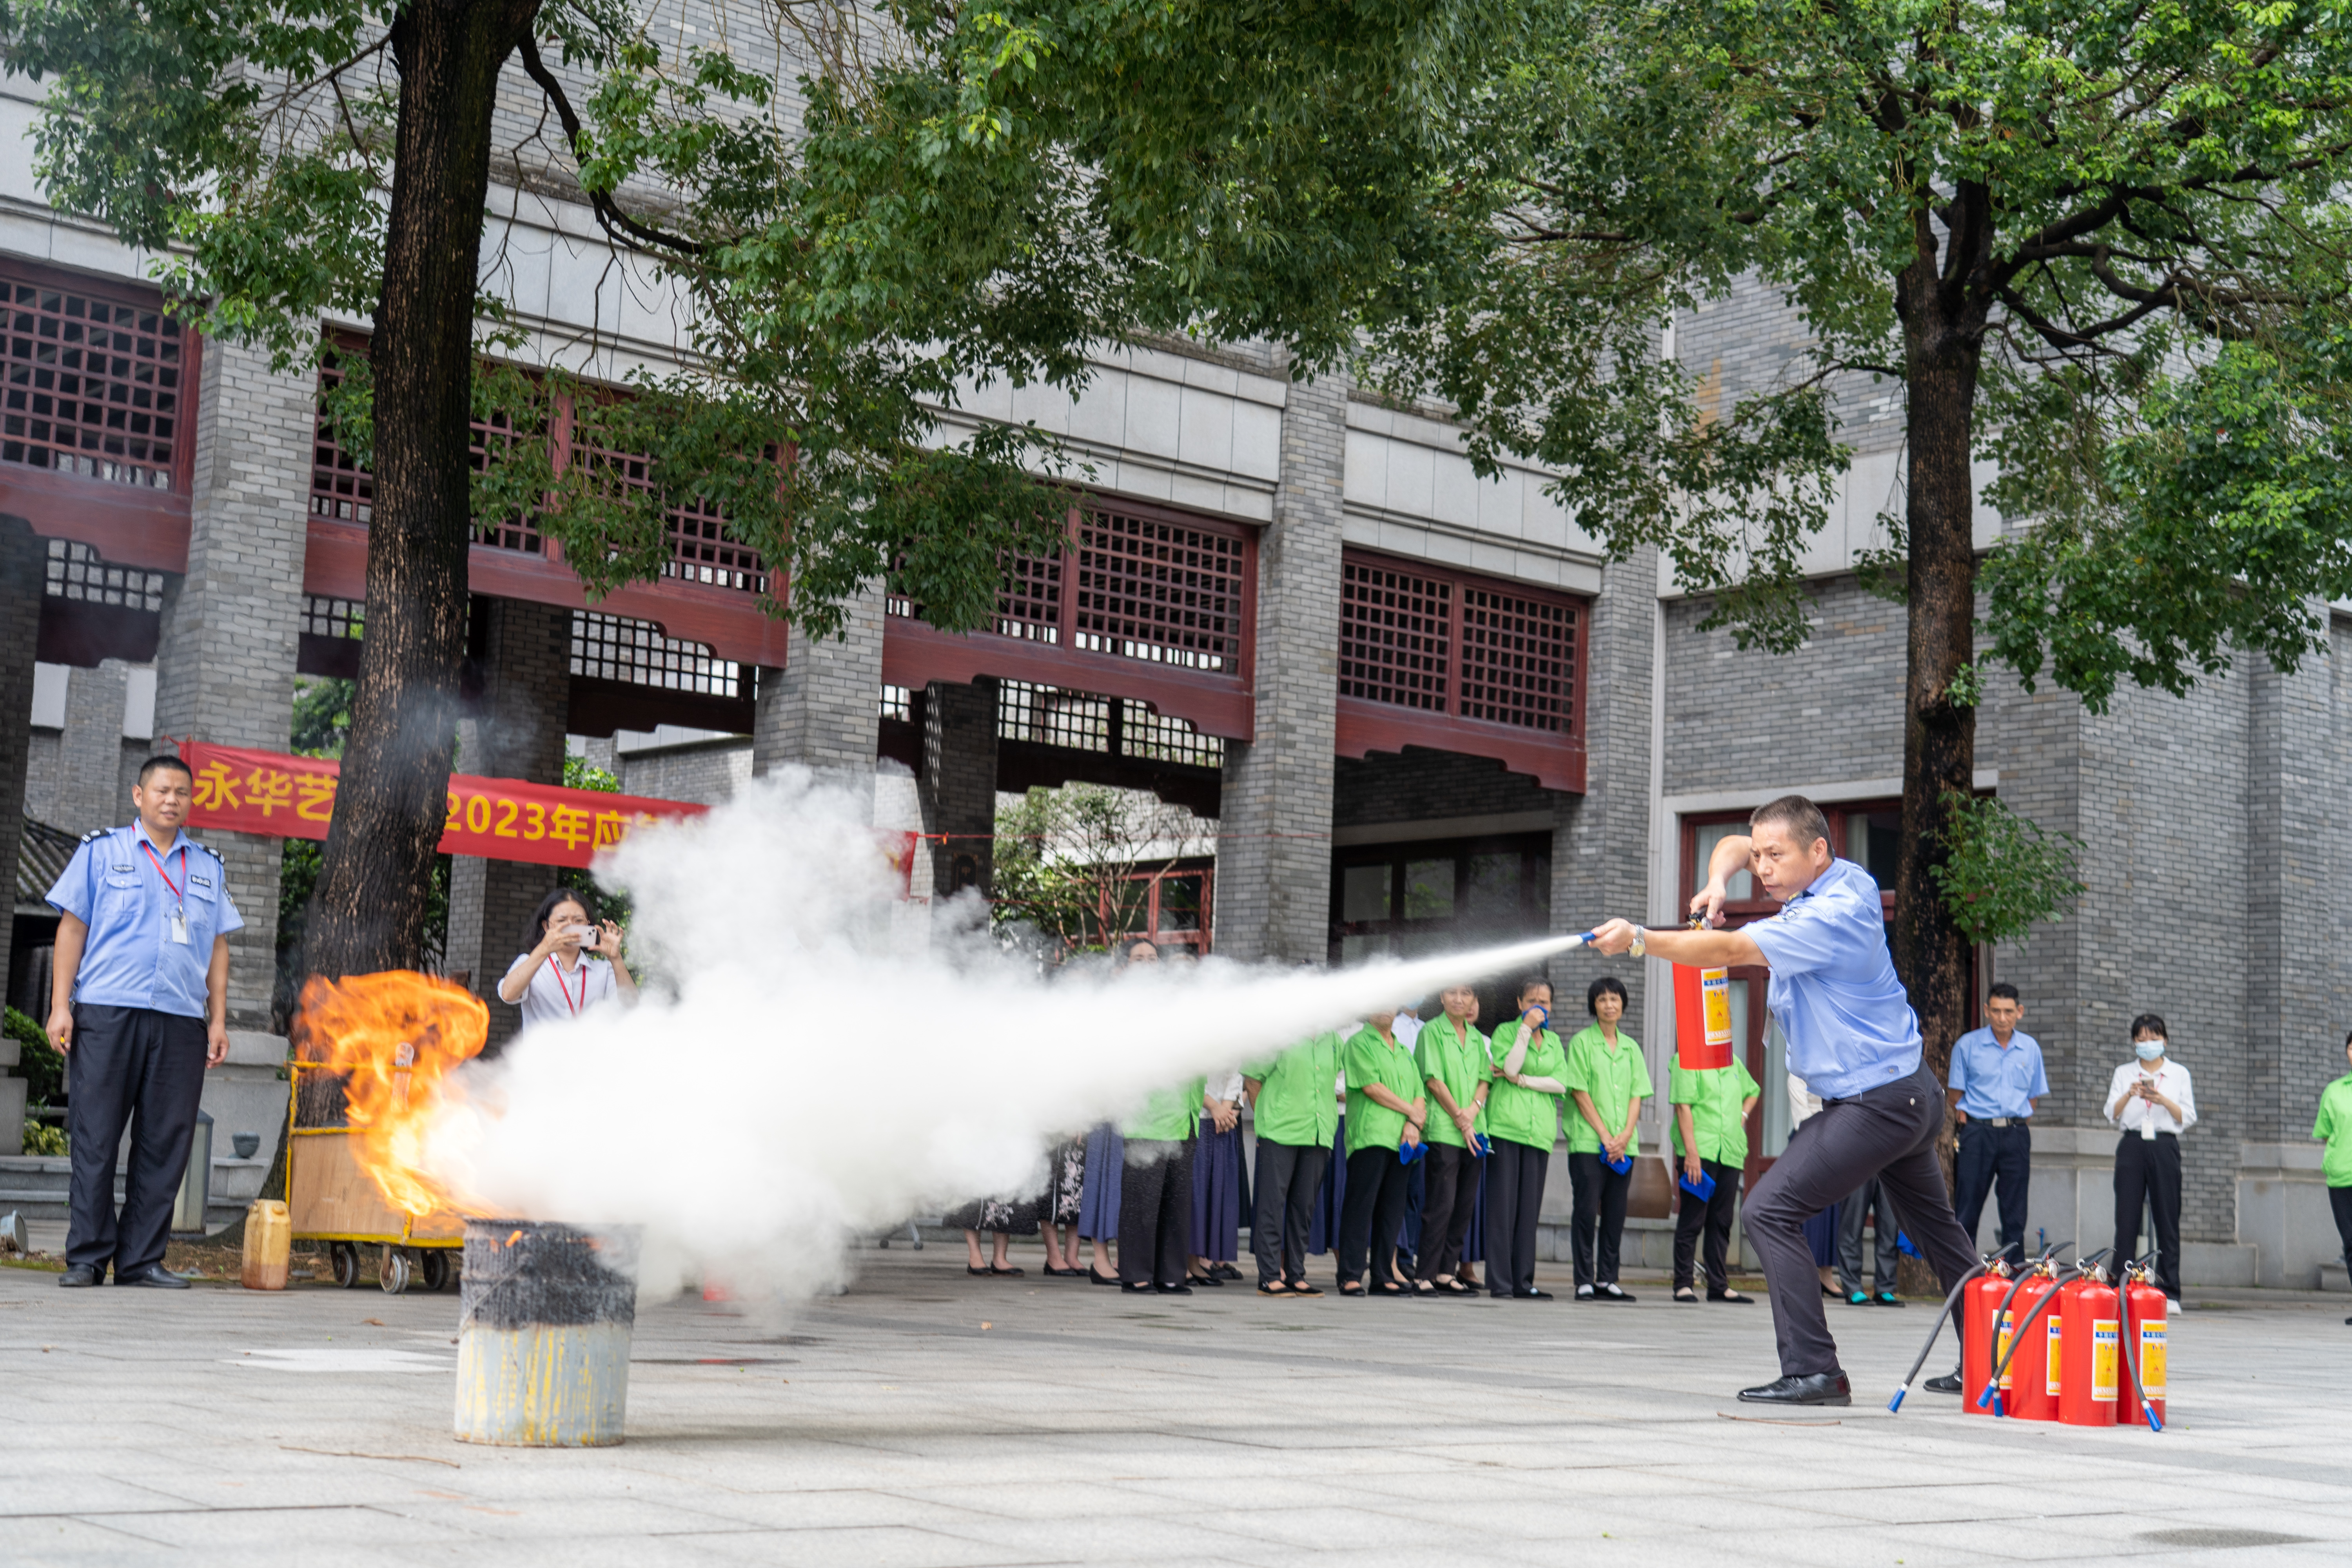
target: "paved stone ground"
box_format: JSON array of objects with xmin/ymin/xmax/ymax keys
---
[{"xmin": 4, "ymin": 1248, "xmax": 2349, "ymax": 1568}]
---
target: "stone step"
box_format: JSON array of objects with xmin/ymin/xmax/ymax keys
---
[{"xmin": 0, "ymin": 1153, "xmax": 272, "ymax": 1234}]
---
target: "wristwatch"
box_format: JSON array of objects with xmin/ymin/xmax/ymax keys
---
[{"xmin": 1627, "ymin": 926, "xmax": 1647, "ymax": 959}]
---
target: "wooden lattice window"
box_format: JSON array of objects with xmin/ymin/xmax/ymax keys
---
[
  {"xmin": 570, "ymin": 610, "xmax": 742, "ymax": 698},
  {"xmin": 1339, "ymin": 559, "xmax": 1451, "ymax": 711},
  {"xmin": 2, "ymin": 271, "xmax": 186, "ymax": 490},
  {"xmin": 997, "ymin": 552, "xmax": 1063, "ymax": 642},
  {"xmin": 46, "ymin": 538, "xmax": 165, "ymax": 610},
  {"xmin": 995, "ymin": 679, "xmax": 1223, "ymax": 767},
  {"xmin": 301, "ymin": 595, "xmax": 365, "ymax": 640},
  {"xmin": 1071, "ymin": 508, "xmax": 1247, "ymax": 672},
  {"xmin": 1458, "ymin": 585, "xmax": 1575, "ymax": 733}
]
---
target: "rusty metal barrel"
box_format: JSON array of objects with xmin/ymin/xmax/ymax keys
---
[{"xmin": 454, "ymin": 1220, "xmax": 641, "ymax": 1446}]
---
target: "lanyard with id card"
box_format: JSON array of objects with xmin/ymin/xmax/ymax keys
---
[{"xmin": 142, "ymin": 840, "xmax": 190, "ymax": 945}]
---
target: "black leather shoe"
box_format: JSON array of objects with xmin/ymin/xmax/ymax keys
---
[
  {"xmin": 1923, "ymin": 1371, "xmax": 1964, "ymax": 1394},
  {"xmin": 1597, "ymin": 1284, "xmax": 1637, "ymax": 1303},
  {"xmin": 1153, "ymin": 1281, "xmax": 1194, "ymax": 1296},
  {"xmin": 1737, "ymin": 1372, "xmax": 1851, "ymax": 1406},
  {"xmin": 58, "ymin": 1264, "xmax": 104, "ymax": 1288},
  {"xmin": 116, "ymin": 1264, "xmax": 191, "ymax": 1289},
  {"xmin": 1515, "ymin": 1287, "xmax": 1554, "ymax": 1300}
]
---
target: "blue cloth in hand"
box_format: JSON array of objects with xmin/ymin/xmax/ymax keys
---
[{"xmin": 1679, "ymin": 1169, "xmax": 1717, "ymax": 1201}]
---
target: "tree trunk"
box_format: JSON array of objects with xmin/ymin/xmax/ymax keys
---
[
  {"xmin": 1891, "ymin": 258, "xmax": 1982, "ymax": 1120},
  {"xmin": 305, "ymin": 0, "xmax": 540, "ymax": 979}
]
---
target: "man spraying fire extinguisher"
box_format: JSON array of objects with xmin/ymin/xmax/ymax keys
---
[{"xmin": 1588, "ymin": 793, "xmax": 1982, "ymax": 1407}]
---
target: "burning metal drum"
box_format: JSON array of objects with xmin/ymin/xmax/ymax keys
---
[{"xmin": 455, "ymin": 1220, "xmax": 641, "ymax": 1446}]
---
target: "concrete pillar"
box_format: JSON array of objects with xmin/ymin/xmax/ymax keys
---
[
  {"xmin": 443, "ymin": 597, "xmax": 573, "ymax": 1053},
  {"xmin": 1214, "ymin": 365, "xmax": 1345, "ymax": 964},
  {"xmin": 0, "ymin": 515, "xmax": 42, "ymax": 1151},
  {"xmin": 53, "ymin": 660, "xmax": 132, "ymax": 834},
  {"xmin": 751, "ymin": 584, "xmax": 885, "ymax": 815},
  {"xmin": 918, "ymin": 677, "xmax": 998, "ymax": 900},
  {"xmin": 2244, "ymin": 643, "xmax": 2335, "ymax": 1176},
  {"xmin": 152, "ymin": 339, "xmax": 314, "ymax": 1033}
]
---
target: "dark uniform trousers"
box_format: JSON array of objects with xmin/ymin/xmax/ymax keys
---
[
  {"xmin": 1117, "ymin": 1138, "xmax": 1195, "ymax": 1288},
  {"xmin": 1336, "ymin": 1145, "xmax": 1412, "ymax": 1287},
  {"xmin": 1743, "ymin": 1064, "xmax": 1978, "ymax": 1377},
  {"xmin": 1672, "ymin": 1157, "xmax": 1742, "ymax": 1294},
  {"xmin": 1416, "ymin": 1142, "xmax": 1483, "ymax": 1283},
  {"xmin": 1952, "ymin": 1118, "xmax": 2033, "ymax": 1257},
  {"xmin": 2111, "ymin": 1132, "xmax": 2184, "ymax": 1299},
  {"xmin": 1483, "ymin": 1136, "xmax": 1550, "ymax": 1297},
  {"xmin": 66, "ymin": 1004, "xmax": 209, "ymax": 1277},
  {"xmin": 1250, "ymin": 1139, "xmax": 1330, "ymax": 1287}
]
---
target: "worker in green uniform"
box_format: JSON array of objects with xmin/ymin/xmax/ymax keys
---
[
  {"xmin": 1245, "ymin": 1029, "xmax": 1344, "ymax": 1297},
  {"xmin": 1485, "ymin": 976, "xmax": 1568, "ymax": 1299},
  {"xmin": 1118, "ymin": 1073, "xmax": 1208, "ymax": 1296},
  {"xmin": 1563, "ymin": 976, "xmax": 1649, "ymax": 1302},
  {"xmin": 2315, "ymin": 1028, "xmax": 2352, "ymax": 1329},
  {"xmin": 1337, "ymin": 1010, "xmax": 1425, "ymax": 1298},
  {"xmin": 1670, "ymin": 1047, "xmax": 1762, "ymax": 1303},
  {"xmin": 1416, "ymin": 984, "xmax": 1490, "ymax": 1296}
]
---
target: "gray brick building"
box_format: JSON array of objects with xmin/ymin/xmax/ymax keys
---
[{"xmin": 3, "ymin": 53, "xmax": 2342, "ymax": 1295}]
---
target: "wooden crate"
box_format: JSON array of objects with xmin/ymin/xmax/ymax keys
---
[{"xmin": 289, "ymin": 1129, "xmax": 465, "ymax": 1243}]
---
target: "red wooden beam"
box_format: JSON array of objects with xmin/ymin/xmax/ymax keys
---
[
  {"xmin": 879, "ymin": 615, "xmax": 1254, "ymax": 741},
  {"xmin": 1333, "ymin": 695, "xmax": 1586, "ymax": 793},
  {"xmin": 0, "ymin": 466, "xmax": 191, "ymax": 574}
]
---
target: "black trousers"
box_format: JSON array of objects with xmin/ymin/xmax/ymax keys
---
[
  {"xmin": 1251, "ymin": 1138, "xmax": 1330, "ymax": 1286},
  {"xmin": 1417, "ymin": 1143, "xmax": 1483, "ymax": 1281},
  {"xmin": 2331, "ymin": 1185, "xmax": 2352, "ymax": 1270},
  {"xmin": 1337, "ymin": 1145, "xmax": 1412, "ymax": 1286},
  {"xmin": 1484, "ymin": 1136, "xmax": 1550, "ymax": 1296},
  {"xmin": 1744, "ymin": 1064, "xmax": 1977, "ymax": 1377},
  {"xmin": 65, "ymin": 1004, "xmax": 209, "ymax": 1277},
  {"xmin": 2111, "ymin": 1132, "xmax": 2183, "ymax": 1299},
  {"xmin": 1952, "ymin": 1119, "xmax": 2032, "ymax": 1256},
  {"xmin": 1673, "ymin": 1158, "xmax": 1742, "ymax": 1292},
  {"xmin": 1835, "ymin": 1176, "xmax": 1901, "ymax": 1294},
  {"xmin": 1117, "ymin": 1137, "xmax": 1195, "ymax": 1288},
  {"xmin": 1568, "ymin": 1151, "xmax": 1632, "ymax": 1288}
]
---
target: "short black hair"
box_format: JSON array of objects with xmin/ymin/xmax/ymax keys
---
[
  {"xmin": 1750, "ymin": 793, "xmax": 1832, "ymax": 853},
  {"xmin": 1987, "ymin": 982, "xmax": 2020, "ymax": 1004},
  {"xmin": 2129, "ymin": 1013, "xmax": 2168, "ymax": 1041},
  {"xmin": 1517, "ymin": 974, "xmax": 1552, "ymax": 1002},
  {"xmin": 1587, "ymin": 976, "xmax": 1628, "ymax": 1016},
  {"xmin": 525, "ymin": 886, "xmax": 594, "ymax": 952},
  {"xmin": 136, "ymin": 753, "xmax": 193, "ymax": 786}
]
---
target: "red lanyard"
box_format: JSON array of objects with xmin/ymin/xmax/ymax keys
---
[
  {"xmin": 549, "ymin": 957, "xmax": 587, "ymax": 1016},
  {"xmin": 141, "ymin": 840, "xmax": 186, "ymax": 908}
]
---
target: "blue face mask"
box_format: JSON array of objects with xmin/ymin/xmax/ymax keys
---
[{"xmin": 2134, "ymin": 1040, "xmax": 2165, "ymax": 1062}]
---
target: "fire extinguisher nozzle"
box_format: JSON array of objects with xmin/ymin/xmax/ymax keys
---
[{"xmin": 1886, "ymin": 1388, "xmax": 1906, "ymax": 1413}]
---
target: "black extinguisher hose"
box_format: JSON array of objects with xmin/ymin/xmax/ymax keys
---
[
  {"xmin": 1887, "ymin": 1260, "xmax": 1987, "ymax": 1414},
  {"xmin": 1971, "ymin": 1243, "xmax": 2060, "ymax": 1414},
  {"xmin": 2118, "ymin": 1252, "xmax": 2165, "ymax": 1434},
  {"xmin": 1979, "ymin": 1264, "xmax": 2080, "ymax": 1413}
]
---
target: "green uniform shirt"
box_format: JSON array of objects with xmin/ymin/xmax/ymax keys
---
[
  {"xmin": 1246, "ymin": 1032, "xmax": 1343, "ymax": 1149},
  {"xmin": 2315, "ymin": 1072, "xmax": 2352, "ymax": 1187},
  {"xmin": 1670, "ymin": 1057, "xmax": 1763, "ymax": 1166},
  {"xmin": 1484, "ymin": 1019, "xmax": 1567, "ymax": 1150},
  {"xmin": 1562, "ymin": 1024, "xmax": 1649, "ymax": 1156},
  {"xmin": 1343, "ymin": 1026, "xmax": 1423, "ymax": 1156},
  {"xmin": 1123, "ymin": 1075, "xmax": 1205, "ymax": 1142},
  {"xmin": 1417, "ymin": 1016, "xmax": 1490, "ymax": 1150}
]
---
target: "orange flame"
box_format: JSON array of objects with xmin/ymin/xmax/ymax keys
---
[{"xmin": 292, "ymin": 971, "xmax": 490, "ymax": 1218}]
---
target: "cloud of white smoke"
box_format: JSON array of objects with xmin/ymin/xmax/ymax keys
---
[{"xmin": 414, "ymin": 769, "xmax": 1581, "ymax": 1302}]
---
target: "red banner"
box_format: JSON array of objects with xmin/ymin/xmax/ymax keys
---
[{"xmin": 180, "ymin": 741, "xmax": 708, "ymax": 869}]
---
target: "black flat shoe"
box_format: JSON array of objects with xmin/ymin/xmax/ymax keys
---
[
  {"xmin": 1154, "ymin": 1281, "xmax": 1194, "ymax": 1296},
  {"xmin": 1288, "ymin": 1280, "xmax": 1324, "ymax": 1298},
  {"xmin": 1433, "ymin": 1279, "xmax": 1474, "ymax": 1296},
  {"xmin": 58, "ymin": 1264, "xmax": 103, "ymax": 1288},
  {"xmin": 1211, "ymin": 1262, "xmax": 1243, "ymax": 1281},
  {"xmin": 1339, "ymin": 1281, "xmax": 1367, "ymax": 1298},
  {"xmin": 1673, "ymin": 1288, "xmax": 1700, "ymax": 1303},
  {"xmin": 1120, "ymin": 1280, "xmax": 1155, "ymax": 1294},
  {"xmin": 967, "ymin": 1265, "xmax": 991, "ymax": 1276},
  {"xmin": 1256, "ymin": 1281, "xmax": 1289, "ymax": 1296},
  {"xmin": 1370, "ymin": 1281, "xmax": 1409, "ymax": 1298},
  {"xmin": 1737, "ymin": 1372, "xmax": 1851, "ymax": 1407},
  {"xmin": 1710, "ymin": 1288, "xmax": 1756, "ymax": 1304},
  {"xmin": 1089, "ymin": 1269, "xmax": 1122, "ymax": 1287},
  {"xmin": 1923, "ymin": 1371, "xmax": 1964, "ymax": 1394},
  {"xmin": 1597, "ymin": 1284, "xmax": 1636, "ymax": 1303},
  {"xmin": 1516, "ymin": 1288, "xmax": 1555, "ymax": 1301},
  {"xmin": 989, "ymin": 1264, "xmax": 1025, "ymax": 1277},
  {"xmin": 1185, "ymin": 1271, "xmax": 1224, "ymax": 1287},
  {"xmin": 1041, "ymin": 1263, "xmax": 1080, "ymax": 1278},
  {"xmin": 115, "ymin": 1265, "xmax": 190, "ymax": 1289}
]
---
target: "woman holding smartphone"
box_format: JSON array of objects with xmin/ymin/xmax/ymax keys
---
[{"xmin": 497, "ymin": 887, "xmax": 638, "ymax": 1032}]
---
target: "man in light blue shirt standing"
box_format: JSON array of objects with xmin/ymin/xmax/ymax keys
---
[
  {"xmin": 44, "ymin": 755, "xmax": 242, "ymax": 1289},
  {"xmin": 1946, "ymin": 983, "xmax": 2046, "ymax": 1259},
  {"xmin": 1592, "ymin": 794, "xmax": 1979, "ymax": 1406}
]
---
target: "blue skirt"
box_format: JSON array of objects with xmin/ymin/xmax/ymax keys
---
[
  {"xmin": 1078, "ymin": 1123, "xmax": 1123, "ymax": 1240},
  {"xmin": 1190, "ymin": 1120, "xmax": 1246, "ymax": 1261},
  {"xmin": 1804, "ymin": 1201, "xmax": 1842, "ymax": 1267}
]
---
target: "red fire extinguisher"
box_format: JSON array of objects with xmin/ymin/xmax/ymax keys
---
[
  {"xmin": 2118, "ymin": 1261, "xmax": 2168, "ymax": 1431},
  {"xmin": 2056, "ymin": 1265, "xmax": 2122, "ymax": 1428},
  {"xmin": 1988, "ymin": 1261, "xmax": 2063, "ymax": 1421},
  {"xmin": 1961, "ymin": 1259, "xmax": 2014, "ymax": 1419}
]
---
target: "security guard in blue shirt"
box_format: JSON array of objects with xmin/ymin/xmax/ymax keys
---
[
  {"xmin": 1591, "ymin": 794, "xmax": 1980, "ymax": 1407},
  {"xmin": 1945, "ymin": 983, "xmax": 2047, "ymax": 1258},
  {"xmin": 44, "ymin": 754, "xmax": 243, "ymax": 1288}
]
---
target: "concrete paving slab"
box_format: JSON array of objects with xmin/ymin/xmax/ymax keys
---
[{"xmin": 5, "ymin": 1248, "xmax": 2352, "ymax": 1567}]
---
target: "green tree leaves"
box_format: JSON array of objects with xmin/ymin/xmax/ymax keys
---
[{"xmin": 1930, "ymin": 790, "xmax": 2085, "ymax": 947}]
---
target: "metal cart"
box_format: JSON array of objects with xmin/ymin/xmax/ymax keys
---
[{"xmin": 284, "ymin": 1060, "xmax": 463, "ymax": 1294}]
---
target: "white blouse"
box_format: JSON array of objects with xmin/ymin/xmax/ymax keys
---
[
  {"xmin": 2104, "ymin": 1060, "xmax": 2198, "ymax": 1136},
  {"xmin": 507, "ymin": 951, "xmax": 617, "ymax": 1033}
]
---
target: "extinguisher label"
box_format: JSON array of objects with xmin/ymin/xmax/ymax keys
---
[
  {"xmin": 2045, "ymin": 1313, "xmax": 2064, "ymax": 1397},
  {"xmin": 2139, "ymin": 1324, "xmax": 2166, "ymax": 1399},
  {"xmin": 2091, "ymin": 1320, "xmax": 2120, "ymax": 1401},
  {"xmin": 1700, "ymin": 971, "xmax": 1732, "ymax": 1045},
  {"xmin": 1995, "ymin": 1312, "xmax": 2014, "ymax": 1388}
]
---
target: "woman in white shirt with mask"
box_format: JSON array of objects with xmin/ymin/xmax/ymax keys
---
[
  {"xmin": 2106, "ymin": 1012, "xmax": 2197, "ymax": 1306},
  {"xmin": 497, "ymin": 887, "xmax": 637, "ymax": 1037}
]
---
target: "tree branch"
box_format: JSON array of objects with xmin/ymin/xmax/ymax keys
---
[{"xmin": 517, "ymin": 33, "xmax": 708, "ymax": 260}]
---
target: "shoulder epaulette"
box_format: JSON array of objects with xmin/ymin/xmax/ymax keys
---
[{"xmin": 80, "ymin": 828, "xmax": 110, "ymax": 844}]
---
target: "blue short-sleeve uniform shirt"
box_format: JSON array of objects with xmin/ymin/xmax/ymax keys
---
[
  {"xmin": 1742, "ymin": 857, "xmax": 1920, "ymax": 1101},
  {"xmin": 1947, "ymin": 1026, "xmax": 2048, "ymax": 1120},
  {"xmin": 46, "ymin": 822, "xmax": 243, "ymax": 1019}
]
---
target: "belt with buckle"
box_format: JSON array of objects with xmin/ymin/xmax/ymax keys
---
[{"xmin": 1986, "ymin": 1116, "xmax": 2016, "ymax": 1127}]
